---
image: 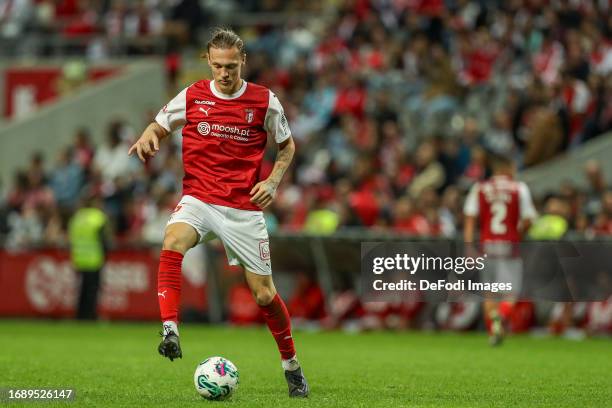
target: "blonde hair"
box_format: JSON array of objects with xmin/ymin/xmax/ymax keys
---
[{"xmin": 206, "ymin": 28, "xmax": 245, "ymax": 56}]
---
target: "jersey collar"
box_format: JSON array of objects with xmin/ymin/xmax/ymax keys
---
[{"xmin": 210, "ymin": 79, "xmax": 247, "ymax": 100}]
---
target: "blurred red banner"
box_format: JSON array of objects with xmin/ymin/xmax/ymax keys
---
[{"xmin": 0, "ymin": 248, "xmax": 207, "ymax": 320}]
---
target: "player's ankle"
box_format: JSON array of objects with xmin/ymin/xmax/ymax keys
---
[
  {"xmin": 282, "ymin": 355, "xmax": 300, "ymax": 371},
  {"xmin": 162, "ymin": 320, "xmax": 179, "ymax": 336}
]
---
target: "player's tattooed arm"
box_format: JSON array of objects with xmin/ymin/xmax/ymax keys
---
[
  {"xmin": 268, "ymin": 137, "xmax": 295, "ymax": 186},
  {"xmin": 128, "ymin": 122, "xmax": 170, "ymax": 162},
  {"xmin": 250, "ymin": 137, "xmax": 295, "ymax": 209}
]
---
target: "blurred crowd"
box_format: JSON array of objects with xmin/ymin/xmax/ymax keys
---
[
  {"xmin": 0, "ymin": 0, "xmax": 208, "ymax": 58},
  {"xmin": 252, "ymin": 0, "xmax": 612, "ymax": 238},
  {"xmin": 1, "ymin": 0, "xmax": 612, "ymax": 248},
  {"xmin": 1, "ymin": 119, "xmax": 612, "ymax": 249}
]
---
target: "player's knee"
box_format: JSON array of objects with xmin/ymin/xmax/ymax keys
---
[
  {"xmin": 163, "ymin": 231, "xmax": 189, "ymax": 253},
  {"xmin": 253, "ymin": 286, "xmax": 275, "ymax": 306}
]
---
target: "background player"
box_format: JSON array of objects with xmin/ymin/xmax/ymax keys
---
[
  {"xmin": 463, "ymin": 154, "xmax": 537, "ymax": 345},
  {"xmin": 128, "ymin": 28, "xmax": 308, "ymax": 398}
]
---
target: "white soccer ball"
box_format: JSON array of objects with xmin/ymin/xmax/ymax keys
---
[{"xmin": 193, "ymin": 356, "xmax": 239, "ymax": 400}]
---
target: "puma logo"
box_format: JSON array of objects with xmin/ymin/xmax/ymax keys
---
[
  {"xmin": 158, "ymin": 290, "xmax": 167, "ymax": 299},
  {"xmin": 199, "ymin": 107, "xmax": 210, "ymax": 116}
]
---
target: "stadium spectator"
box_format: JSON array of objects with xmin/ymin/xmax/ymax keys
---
[
  {"xmin": 523, "ymin": 103, "xmax": 564, "ymax": 167},
  {"xmin": 5, "ymin": 171, "xmax": 29, "ymax": 212},
  {"xmin": 227, "ymin": 283, "xmax": 264, "ymax": 326},
  {"xmin": 460, "ymin": 145, "xmax": 487, "ymax": 185},
  {"xmin": 61, "ymin": 0, "xmax": 99, "ymax": 38},
  {"xmin": 592, "ymin": 191, "xmax": 612, "ymax": 236},
  {"xmin": 49, "ymin": 147, "xmax": 84, "ymax": 210},
  {"xmin": 22, "ymin": 170, "xmax": 54, "ymax": 213},
  {"xmin": 141, "ymin": 190, "xmax": 177, "ymax": 245},
  {"xmin": 73, "ymin": 127, "xmax": 96, "ymax": 171},
  {"xmin": 164, "ymin": 0, "xmax": 208, "ymax": 46},
  {"xmin": 287, "ymin": 271, "xmax": 326, "ymax": 325},
  {"xmin": 586, "ymin": 294, "xmax": 612, "ymax": 335},
  {"xmin": 303, "ymin": 197, "xmax": 340, "ymax": 235},
  {"xmin": 528, "ymin": 195, "xmax": 570, "ymax": 240},
  {"xmin": 408, "ymin": 141, "xmax": 446, "ymax": 199},
  {"xmin": 104, "ymin": 0, "xmax": 129, "ymax": 39},
  {"xmin": 322, "ymin": 286, "xmax": 365, "ymax": 331},
  {"xmin": 438, "ymin": 185, "xmax": 461, "ymax": 237},
  {"xmin": 392, "ymin": 196, "xmax": 430, "ymax": 236},
  {"xmin": 583, "ymin": 159, "xmax": 608, "ymax": 218},
  {"xmin": 482, "ymin": 111, "xmax": 516, "ymax": 158},
  {"xmin": 93, "ymin": 120, "xmax": 138, "ymax": 183},
  {"xmin": 124, "ymin": 0, "xmax": 164, "ymax": 54},
  {"xmin": 26, "ymin": 151, "xmax": 47, "ymax": 186},
  {"xmin": 5, "ymin": 204, "xmax": 44, "ymax": 249},
  {"xmin": 456, "ymin": 117, "xmax": 481, "ymax": 177}
]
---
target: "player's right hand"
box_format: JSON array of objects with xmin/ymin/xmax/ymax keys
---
[{"xmin": 128, "ymin": 133, "xmax": 160, "ymax": 162}]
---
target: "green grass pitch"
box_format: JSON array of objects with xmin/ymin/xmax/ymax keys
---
[{"xmin": 0, "ymin": 320, "xmax": 610, "ymax": 407}]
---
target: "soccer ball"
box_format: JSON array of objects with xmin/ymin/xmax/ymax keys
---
[{"xmin": 193, "ymin": 356, "xmax": 239, "ymax": 400}]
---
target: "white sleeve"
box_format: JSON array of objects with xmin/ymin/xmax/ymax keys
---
[
  {"xmin": 155, "ymin": 87, "xmax": 188, "ymax": 132},
  {"xmin": 463, "ymin": 183, "xmax": 480, "ymax": 216},
  {"xmin": 264, "ymin": 91, "xmax": 291, "ymax": 143},
  {"xmin": 518, "ymin": 182, "xmax": 537, "ymax": 220}
]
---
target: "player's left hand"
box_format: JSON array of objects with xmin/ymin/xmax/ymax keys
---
[{"xmin": 249, "ymin": 180, "xmax": 277, "ymax": 209}]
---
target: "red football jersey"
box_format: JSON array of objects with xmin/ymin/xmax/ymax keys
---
[
  {"xmin": 464, "ymin": 175, "xmax": 537, "ymax": 243},
  {"xmin": 155, "ymin": 79, "xmax": 291, "ymax": 211}
]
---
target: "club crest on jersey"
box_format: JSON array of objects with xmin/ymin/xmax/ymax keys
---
[{"xmin": 245, "ymin": 108, "xmax": 254, "ymax": 123}]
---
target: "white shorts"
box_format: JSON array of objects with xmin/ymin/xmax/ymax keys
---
[{"xmin": 167, "ymin": 195, "xmax": 272, "ymax": 275}]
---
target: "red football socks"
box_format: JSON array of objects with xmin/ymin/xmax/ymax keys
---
[
  {"xmin": 158, "ymin": 249, "xmax": 184, "ymax": 323},
  {"xmin": 159, "ymin": 250, "xmax": 296, "ymax": 360},
  {"xmin": 259, "ymin": 294, "xmax": 296, "ymax": 360}
]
